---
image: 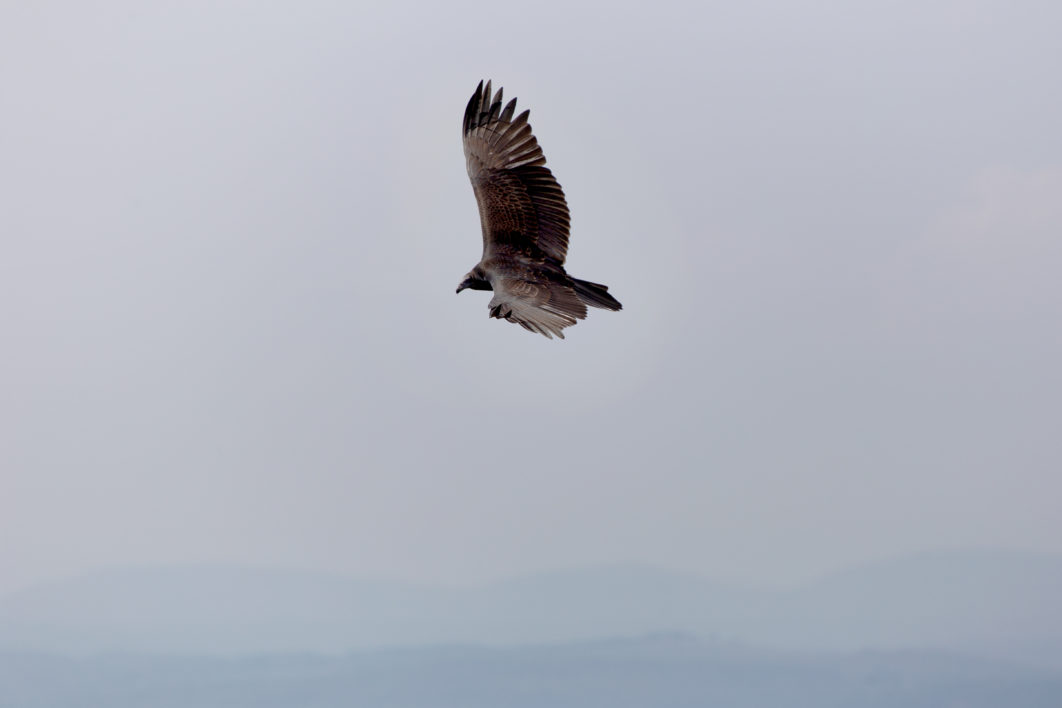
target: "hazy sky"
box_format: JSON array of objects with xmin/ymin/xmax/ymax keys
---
[{"xmin": 2, "ymin": 0, "xmax": 1060, "ymax": 596}]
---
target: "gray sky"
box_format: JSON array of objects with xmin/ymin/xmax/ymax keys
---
[{"xmin": 2, "ymin": 0, "xmax": 1060, "ymax": 596}]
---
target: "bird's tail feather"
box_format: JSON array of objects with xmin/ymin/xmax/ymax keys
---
[{"xmin": 572, "ymin": 278, "xmax": 622, "ymax": 311}]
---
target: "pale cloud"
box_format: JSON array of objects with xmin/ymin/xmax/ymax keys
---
[
  {"xmin": 1, "ymin": 0, "xmax": 1061, "ymax": 596},
  {"xmin": 882, "ymin": 168, "xmax": 1062, "ymax": 325}
]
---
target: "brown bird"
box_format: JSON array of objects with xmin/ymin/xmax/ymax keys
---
[{"xmin": 457, "ymin": 80, "xmax": 621, "ymax": 339}]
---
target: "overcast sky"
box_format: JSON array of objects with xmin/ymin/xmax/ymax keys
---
[{"xmin": 1, "ymin": 0, "xmax": 1060, "ymax": 596}]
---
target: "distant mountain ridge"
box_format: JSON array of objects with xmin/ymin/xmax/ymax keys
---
[
  {"xmin": 4, "ymin": 634, "xmax": 1061, "ymax": 708},
  {"xmin": 2, "ymin": 550, "xmax": 1060, "ymax": 667}
]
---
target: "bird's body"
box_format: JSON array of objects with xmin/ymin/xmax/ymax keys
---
[{"xmin": 457, "ymin": 80, "xmax": 621, "ymax": 339}]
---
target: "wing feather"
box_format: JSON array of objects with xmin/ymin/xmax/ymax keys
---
[
  {"xmin": 463, "ymin": 82, "xmax": 571, "ymax": 264},
  {"xmin": 487, "ymin": 276, "xmax": 587, "ymax": 340}
]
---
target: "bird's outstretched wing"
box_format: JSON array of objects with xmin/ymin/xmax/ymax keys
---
[
  {"xmin": 462, "ymin": 80, "xmax": 571, "ymax": 264},
  {"xmin": 487, "ymin": 276, "xmax": 587, "ymax": 340}
]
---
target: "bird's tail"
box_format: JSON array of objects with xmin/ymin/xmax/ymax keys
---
[{"xmin": 572, "ymin": 278, "xmax": 622, "ymax": 311}]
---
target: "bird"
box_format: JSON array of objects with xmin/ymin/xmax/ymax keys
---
[{"xmin": 456, "ymin": 80, "xmax": 621, "ymax": 339}]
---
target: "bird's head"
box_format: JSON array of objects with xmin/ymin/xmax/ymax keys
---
[{"xmin": 456, "ymin": 268, "xmax": 490, "ymax": 294}]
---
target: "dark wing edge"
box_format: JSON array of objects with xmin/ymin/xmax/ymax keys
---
[{"xmin": 463, "ymin": 80, "xmax": 571, "ymax": 264}]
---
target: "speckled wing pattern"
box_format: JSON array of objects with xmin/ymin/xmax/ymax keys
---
[
  {"xmin": 463, "ymin": 80, "xmax": 572, "ymax": 264},
  {"xmin": 462, "ymin": 80, "xmax": 587, "ymax": 338}
]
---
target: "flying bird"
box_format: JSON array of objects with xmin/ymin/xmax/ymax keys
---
[{"xmin": 457, "ymin": 80, "xmax": 621, "ymax": 339}]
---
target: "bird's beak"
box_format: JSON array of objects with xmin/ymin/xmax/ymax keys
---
[{"xmin": 456, "ymin": 282, "xmax": 468, "ymax": 294}]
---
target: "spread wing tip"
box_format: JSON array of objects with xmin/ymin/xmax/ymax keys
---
[
  {"xmin": 462, "ymin": 80, "xmax": 483, "ymax": 134},
  {"xmin": 464, "ymin": 79, "xmax": 523, "ymax": 137}
]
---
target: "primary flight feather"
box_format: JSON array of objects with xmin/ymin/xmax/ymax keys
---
[{"xmin": 456, "ymin": 80, "xmax": 622, "ymax": 339}]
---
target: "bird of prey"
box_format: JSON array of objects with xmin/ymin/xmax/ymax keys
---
[{"xmin": 457, "ymin": 80, "xmax": 621, "ymax": 339}]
